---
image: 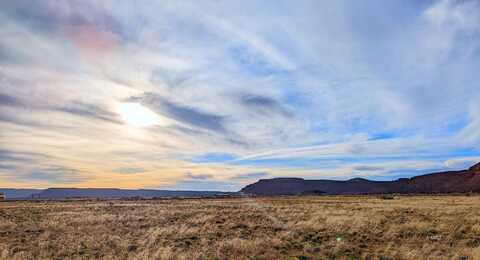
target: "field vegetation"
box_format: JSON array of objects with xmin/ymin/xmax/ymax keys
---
[{"xmin": 1, "ymin": 196, "xmax": 480, "ymax": 259}]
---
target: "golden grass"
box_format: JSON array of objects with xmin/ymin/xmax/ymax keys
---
[{"xmin": 1, "ymin": 196, "xmax": 480, "ymax": 259}]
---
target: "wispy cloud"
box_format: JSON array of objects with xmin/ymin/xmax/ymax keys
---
[
  {"xmin": 231, "ymin": 172, "xmax": 268, "ymax": 180},
  {"xmin": 184, "ymin": 172, "xmax": 214, "ymax": 180},
  {"xmin": 0, "ymin": 93, "xmax": 22, "ymax": 107},
  {"xmin": 55, "ymin": 102, "xmax": 121, "ymax": 124},
  {"xmin": 113, "ymin": 167, "xmax": 146, "ymax": 174},
  {"xmin": 132, "ymin": 92, "xmax": 227, "ymax": 133},
  {"xmin": 19, "ymin": 166, "xmax": 87, "ymax": 184}
]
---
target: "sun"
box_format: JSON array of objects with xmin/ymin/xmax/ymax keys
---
[{"xmin": 118, "ymin": 102, "xmax": 160, "ymax": 127}]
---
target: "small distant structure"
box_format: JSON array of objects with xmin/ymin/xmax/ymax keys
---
[
  {"xmin": 380, "ymin": 194, "xmax": 395, "ymax": 200},
  {"xmin": 0, "ymin": 192, "xmax": 5, "ymax": 201}
]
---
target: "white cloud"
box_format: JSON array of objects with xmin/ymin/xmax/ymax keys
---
[{"xmin": 457, "ymin": 102, "xmax": 480, "ymax": 146}]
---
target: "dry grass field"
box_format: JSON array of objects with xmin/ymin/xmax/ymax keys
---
[{"xmin": 1, "ymin": 196, "xmax": 480, "ymax": 260}]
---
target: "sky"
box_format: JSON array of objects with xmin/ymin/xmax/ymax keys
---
[{"xmin": 0, "ymin": 0, "xmax": 480, "ymax": 191}]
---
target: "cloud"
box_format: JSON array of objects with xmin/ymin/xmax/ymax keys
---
[
  {"xmin": 149, "ymin": 68, "xmax": 195, "ymax": 90},
  {"xmin": 0, "ymin": 149, "xmax": 43, "ymax": 163},
  {"xmin": 444, "ymin": 157, "xmax": 480, "ymax": 170},
  {"xmin": 241, "ymin": 94, "xmax": 278, "ymax": 108},
  {"xmin": 0, "ymin": 96, "xmax": 120, "ymax": 128},
  {"xmin": 132, "ymin": 93, "xmax": 227, "ymax": 133},
  {"xmin": 1, "ymin": 165, "xmax": 87, "ymax": 185},
  {"xmin": 160, "ymin": 99, "xmax": 226, "ymax": 132},
  {"xmin": 113, "ymin": 167, "xmax": 146, "ymax": 174},
  {"xmin": 352, "ymin": 165, "xmax": 385, "ymax": 172},
  {"xmin": 55, "ymin": 102, "xmax": 121, "ymax": 124},
  {"xmin": 191, "ymin": 153, "xmax": 237, "ymax": 163},
  {"xmin": 167, "ymin": 179, "xmax": 237, "ymax": 191},
  {"xmin": 20, "ymin": 166, "xmax": 86, "ymax": 183},
  {"xmin": 240, "ymin": 94, "xmax": 292, "ymax": 117},
  {"xmin": 0, "ymin": 93, "xmax": 22, "ymax": 107},
  {"xmin": 184, "ymin": 172, "xmax": 214, "ymax": 180},
  {"xmin": 457, "ymin": 103, "xmax": 480, "ymax": 146},
  {"xmin": 231, "ymin": 172, "xmax": 268, "ymax": 180},
  {"xmin": 0, "ymin": 164, "xmax": 16, "ymax": 170}
]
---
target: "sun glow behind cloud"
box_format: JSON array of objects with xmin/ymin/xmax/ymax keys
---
[{"xmin": 118, "ymin": 102, "xmax": 160, "ymax": 128}]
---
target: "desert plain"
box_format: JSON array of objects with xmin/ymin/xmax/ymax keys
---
[{"xmin": 1, "ymin": 196, "xmax": 480, "ymax": 260}]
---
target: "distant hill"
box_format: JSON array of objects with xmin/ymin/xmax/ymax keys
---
[
  {"xmin": 0, "ymin": 189, "xmax": 43, "ymax": 199},
  {"xmin": 31, "ymin": 188, "xmax": 235, "ymax": 199},
  {"xmin": 241, "ymin": 162, "xmax": 480, "ymax": 195}
]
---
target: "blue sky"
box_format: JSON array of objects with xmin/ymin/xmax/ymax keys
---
[{"xmin": 0, "ymin": 0, "xmax": 479, "ymax": 190}]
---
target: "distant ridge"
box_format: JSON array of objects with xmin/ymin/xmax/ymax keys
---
[
  {"xmin": 0, "ymin": 189, "xmax": 43, "ymax": 199},
  {"xmin": 0, "ymin": 188, "xmax": 235, "ymax": 200},
  {"xmin": 32, "ymin": 188, "xmax": 235, "ymax": 199},
  {"xmin": 241, "ymin": 162, "xmax": 480, "ymax": 195}
]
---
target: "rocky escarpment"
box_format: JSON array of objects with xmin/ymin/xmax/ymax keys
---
[
  {"xmin": 241, "ymin": 162, "xmax": 480, "ymax": 195},
  {"xmin": 469, "ymin": 162, "xmax": 480, "ymax": 172}
]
